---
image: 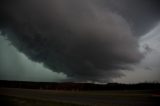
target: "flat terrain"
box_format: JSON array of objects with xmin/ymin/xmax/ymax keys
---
[{"xmin": 0, "ymin": 88, "xmax": 159, "ymax": 106}]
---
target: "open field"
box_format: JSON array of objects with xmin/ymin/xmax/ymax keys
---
[
  {"xmin": 0, "ymin": 88, "xmax": 159, "ymax": 106},
  {"xmin": 0, "ymin": 96, "xmax": 88, "ymax": 106}
]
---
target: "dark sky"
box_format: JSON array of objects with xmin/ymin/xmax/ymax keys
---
[{"xmin": 0, "ymin": 0, "xmax": 160, "ymax": 83}]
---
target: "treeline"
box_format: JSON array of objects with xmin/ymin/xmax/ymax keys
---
[{"xmin": 0, "ymin": 80, "xmax": 160, "ymax": 91}]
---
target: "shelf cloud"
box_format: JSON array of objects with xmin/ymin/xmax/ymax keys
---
[{"xmin": 0, "ymin": 0, "xmax": 159, "ymax": 82}]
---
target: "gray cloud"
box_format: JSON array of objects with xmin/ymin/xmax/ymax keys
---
[
  {"xmin": 114, "ymin": 24, "xmax": 160, "ymax": 83},
  {"xmin": 94, "ymin": 0, "xmax": 160, "ymax": 36},
  {"xmin": 0, "ymin": 36, "xmax": 67, "ymax": 82},
  {"xmin": 0, "ymin": 0, "xmax": 159, "ymax": 82}
]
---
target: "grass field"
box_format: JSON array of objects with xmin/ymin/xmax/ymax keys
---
[
  {"xmin": 0, "ymin": 96, "xmax": 88, "ymax": 106},
  {"xmin": 0, "ymin": 88, "xmax": 159, "ymax": 106}
]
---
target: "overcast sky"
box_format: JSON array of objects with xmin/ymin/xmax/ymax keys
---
[{"xmin": 0, "ymin": 0, "xmax": 160, "ymax": 83}]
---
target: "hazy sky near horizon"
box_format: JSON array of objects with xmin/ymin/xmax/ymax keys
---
[{"xmin": 0, "ymin": 0, "xmax": 160, "ymax": 83}]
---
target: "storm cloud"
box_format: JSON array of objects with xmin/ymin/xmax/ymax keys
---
[{"xmin": 0, "ymin": 0, "xmax": 159, "ymax": 82}]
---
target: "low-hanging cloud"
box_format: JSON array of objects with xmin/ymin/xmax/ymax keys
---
[
  {"xmin": 0, "ymin": 36, "xmax": 67, "ymax": 82},
  {"xmin": 0, "ymin": 0, "xmax": 159, "ymax": 82}
]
